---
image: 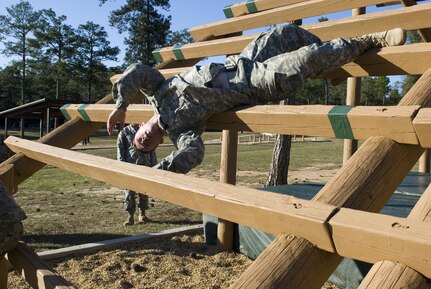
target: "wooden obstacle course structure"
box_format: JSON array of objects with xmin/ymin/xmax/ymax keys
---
[{"xmin": 1, "ymin": 0, "xmax": 431, "ymax": 288}]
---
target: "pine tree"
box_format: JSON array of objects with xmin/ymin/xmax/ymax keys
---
[
  {"xmin": 0, "ymin": 1, "xmax": 41, "ymax": 104},
  {"xmin": 104, "ymin": 0, "xmax": 171, "ymax": 65},
  {"xmin": 73, "ymin": 22, "xmax": 119, "ymax": 102}
]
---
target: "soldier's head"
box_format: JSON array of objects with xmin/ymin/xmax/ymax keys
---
[{"xmin": 133, "ymin": 115, "xmax": 164, "ymax": 153}]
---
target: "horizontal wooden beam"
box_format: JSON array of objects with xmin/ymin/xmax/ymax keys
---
[
  {"xmin": 191, "ymin": 0, "xmax": 399, "ymax": 40},
  {"xmin": 6, "ymin": 242, "xmax": 75, "ymax": 289},
  {"xmin": 60, "ymin": 103, "xmax": 421, "ymax": 145},
  {"xmin": 4, "ymin": 136, "xmax": 431, "ymax": 277},
  {"xmin": 163, "ymin": 13, "xmax": 431, "ymax": 65},
  {"xmin": 224, "ymin": 0, "xmax": 410, "ymax": 18},
  {"xmin": 112, "ymin": 44, "xmax": 431, "ymax": 83},
  {"xmin": 323, "ymin": 43, "xmax": 431, "ymax": 78},
  {"xmin": 4, "ymin": 136, "xmax": 337, "ymax": 252},
  {"xmin": 330, "ymin": 208, "xmax": 431, "ymax": 279},
  {"xmin": 223, "ymin": 0, "xmax": 308, "ymax": 19}
]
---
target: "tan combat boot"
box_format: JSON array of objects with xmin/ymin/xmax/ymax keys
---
[
  {"xmin": 138, "ymin": 208, "xmax": 147, "ymax": 223},
  {"xmin": 353, "ymin": 28, "xmax": 407, "ymax": 54},
  {"xmin": 123, "ymin": 212, "xmax": 134, "ymax": 226}
]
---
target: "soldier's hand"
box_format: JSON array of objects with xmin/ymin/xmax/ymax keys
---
[{"xmin": 107, "ymin": 108, "xmax": 127, "ymax": 135}]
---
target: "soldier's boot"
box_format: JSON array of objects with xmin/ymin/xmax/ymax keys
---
[
  {"xmin": 353, "ymin": 28, "xmax": 406, "ymax": 54},
  {"xmin": 138, "ymin": 208, "xmax": 147, "ymax": 223},
  {"xmin": 123, "ymin": 212, "xmax": 134, "ymax": 226}
]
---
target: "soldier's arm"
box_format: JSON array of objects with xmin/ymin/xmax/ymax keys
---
[{"xmin": 153, "ymin": 131, "xmax": 205, "ymax": 174}]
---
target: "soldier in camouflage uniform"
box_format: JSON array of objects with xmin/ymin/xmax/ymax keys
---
[
  {"xmin": 0, "ymin": 182, "xmax": 26, "ymax": 259},
  {"xmin": 117, "ymin": 124, "xmax": 157, "ymax": 226},
  {"xmin": 107, "ymin": 24, "xmax": 406, "ymax": 174}
]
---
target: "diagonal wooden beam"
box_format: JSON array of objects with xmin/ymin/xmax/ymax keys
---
[
  {"xmin": 4, "ymin": 136, "xmax": 431, "ymax": 277},
  {"xmin": 6, "ymin": 242, "xmax": 75, "ymax": 289}
]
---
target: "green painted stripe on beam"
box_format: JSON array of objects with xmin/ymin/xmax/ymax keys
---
[
  {"xmin": 172, "ymin": 44, "xmax": 185, "ymax": 60},
  {"xmin": 152, "ymin": 48, "xmax": 163, "ymax": 63},
  {"xmin": 223, "ymin": 5, "xmax": 234, "ymax": 18},
  {"xmin": 60, "ymin": 104, "xmax": 72, "ymax": 120},
  {"xmin": 78, "ymin": 104, "xmax": 91, "ymax": 121},
  {"xmin": 328, "ymin": 106, "xmax": 354, "ymax": 139},
  {"xmin": 246, "ymin": 0, "xmax": 258, "ymax": 14}
]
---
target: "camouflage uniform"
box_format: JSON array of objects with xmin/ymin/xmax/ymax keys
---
[
  {"xmin": 0, "ymin": 182, "xmax": 26, "ymax": 259},
  {"xmin": 117, "ymin": 124, "xmax": 157, "ymax": 213},
  {"xmin": 112, "ymin": 24, "xmax": 360, "ymax": 174}
]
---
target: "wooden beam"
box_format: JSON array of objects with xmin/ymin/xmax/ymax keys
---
[
  {"xmin": 217, "ymin": 130, "xmax": 238, "ymax": 251},
  {"xmin": 324, "ymin": 43, "xmax": 431, "ymax": 78},
  {"xmin": 223, "ymin": 0, "xmax": 310, "ymax": 19},
  {"xmin": 6, "ymin": 242, "xmax": 75, "ymax": 289},
  {"xmin": 5, "ymin": 136, "xmax": 431, "ymax": 277},
  {"xmin": 4, "ymin": 136, "xmax": 338, "ymax": 252},
  {"xmin": 110, "ymin": 44, "xmax": 431, "ymax": 85},
  {"xmin": 230, "ymin": 69, "xmax": 431, "ymax": 289},
  {"xmin": 60, "ymin": 103, "xmax": 421, "ymax": 145},
  {"xmin": 358, "ymin": 182, "xmax": 431, "ymax": 289},
  {"xmin": 400, "ymin": 0, "xmax": 431, "ymax": 41},
  {"xmin": 330, "ymin": 208, "xmax": 431, "ymax": 278},
  {"xmin": 187, "ymin": 0, "xmax": 431, "ymax": 52},
  {"xmin": 190, "ymin": 0, "xmax": 420, "ymax": 41},
  {"xmin": 343, "ymin": 7, "xmax": 365, "ymax": 165}
]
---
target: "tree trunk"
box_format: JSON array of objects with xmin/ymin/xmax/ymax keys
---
[{"xmin": 265, "ymin": 99, "xmax": 292, "ymax": 187}]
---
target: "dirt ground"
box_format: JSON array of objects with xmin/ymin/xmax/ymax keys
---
[{"xmin": 7, "ymin": 168, "xmax": 341, "ymax": 288}]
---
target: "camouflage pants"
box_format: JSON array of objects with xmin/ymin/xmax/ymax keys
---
[
  {"xmin": 227, "ymin": 24, "xmax": 360, "ymax": 103},
  {"xmin": 124, "ymin": 190, "xmax": 149, "ymax": 213}
]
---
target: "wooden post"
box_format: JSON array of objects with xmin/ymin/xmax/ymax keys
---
[
  {"xmin": 217, "ymin": 129, "xmax": 238, "ymax": 251},
  {"xmin": 419, "ymin": 149, "xmax": 430, "ymax": 173},
  {"xmin": 230, "ymin": 70, "xmax": 431, "ymax": 289},
  {"xmin": 358, "ymin": 182, "xmax": 431, "ymax": 289},
  {"xmin": 19, "ymin": 118, "xmax": 24, "ymax": 139},
  {"xmin": 39, "ymin": 118, "xmax": 43, "ymax": 138},
  {"xmin": 343, "ymin": 7, "xmax": 364, "ymax": 165},
  {"xmin": 400, "ymin": 0, "xmax": 431, "ymax": 174},
  {"xmin": 0, "ymin": 257, "xmax": 7, "ymax": 289},
  {"xmin": 46, "ymin": 106, "xmax": 51, "ymax": 134}
]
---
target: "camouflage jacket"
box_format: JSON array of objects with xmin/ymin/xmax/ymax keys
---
[{"xmin": 113, "ymin": 63, "xmax": 252, "ymax": 174}]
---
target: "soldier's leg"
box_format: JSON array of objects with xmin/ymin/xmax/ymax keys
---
[
  {"xmin": 137, "ymin": 194, "xmax": 149, "ymax": 223},
  {"xmin": 228, "ymin": 38, "xmax": 359, "ymax": 104},
  {"xmin": 239, "ymin": 24, "xmax": 322, "ymax": 62},
  {"xmin": 123, "ymin": 189, "xmax": 136, "ymax": 226}
]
